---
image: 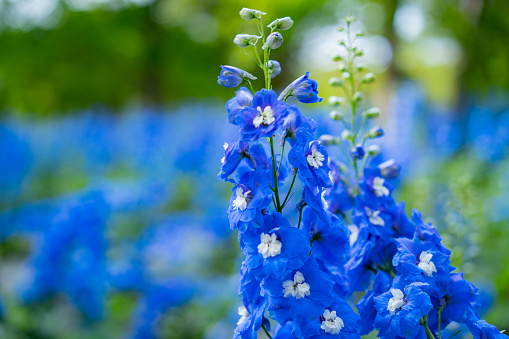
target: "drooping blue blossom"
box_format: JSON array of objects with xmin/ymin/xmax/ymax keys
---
[
  {"xmin": 279, "ymin": 72, "xmax": 323, "ymax": 103},
  {"xmin": 465, "ymin": 308, "xmax": 509, "ymax": 339},
  {"xmin": 218, "ymin": 65, "xmax": 257, "ymax": 88}
]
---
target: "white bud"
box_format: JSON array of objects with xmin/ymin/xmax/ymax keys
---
[
  {"xmin": 234, "ymin": 34, "xmax": 262, "ymax": 48},
  {"xmin": 268, "ymin": 17, "xmax": 293, "ymax": 30},
  {"xmin": 239, "ymin": 8, "xmax": 266, "ymax": 20}
]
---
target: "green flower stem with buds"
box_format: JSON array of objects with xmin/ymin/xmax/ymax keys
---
[{"xmin": 328, "ymin": 15, "xmax": 380, "ymax": 196}]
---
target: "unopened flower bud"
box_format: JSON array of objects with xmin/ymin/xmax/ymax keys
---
[
  {"xmin": 268, "ymin": 60, "xmax": 281, "ymax": 78},
  {"xmin": 319, "ymin": 134, "xmax": 337, "ymax": 145},
  {"xmin": 353, "ymin": 92, "xmax": 363, "ymax": 103},
  {"xmin": 342, "ymin": 71, "xmax": 351, "ymax": 79},
  {"xmin": 268, "ymin": 17, "xmax": 293, "ymax": 30},
  {"xmin": 263, "ymin": 32, "xmax": 283, "ymax": 50},
  {"xmin": 239, "ymin": 8, "xmax": 266, "ymax": 20},
  {"xmin": 338, "ymin": 62, "xmax": 347, "ymax": 72},
  {"xmin": 378, "ymin": 159, "xmax": 400, "ymax": 178},
  {"xmin": 337, "ymin": 26, "xmax": 344, "ymax": 32},
  {"xmin": 361, "ymin": 72, "xmax": 376, "ymax": 84},
  {"xmin": 330, "ymin": 110, "xmax": 342, "ymax": 121},
  {"xmin": 341, "ymin": 130, "xmax": 353, "ymax": 141},
  {"xmin": 345, "ymin": 15, "xmax": 356, "ymax": 23},
  {"xmin": 234, "ymin": 34, "xmax": 261, "ymax": 48},
  {"xmin": 357, "ymin": 64, "xmax": 365, "ymax": 72},
  {"xmin": 356, "ymin": 31, "xmax": 365, "ymax": 37},
  {"xmin": 328, "ymin": 96, "xmax": 344, "ymax": 106},
  {"xmin": 367, "ymin": 126, "xmax": 384, "ymax": 138},
  {"xmin": 366, "ymin": 145, "xmax": 381, "ymax": 156},
  {"xmin": 363, "ymin": 107, "xmax": 380, "ymax": 118},
  {"xmin": 339, "ymin": 40, "xmax": 346, "ymax": 46},
  {"xmin": 355, "ymin": 49, "xmax": 363, "ymax": 57},
  {"xmin": 333, "ymin": 54, "xmax": 342, "ymax": 62},
  {"xmin": 329, "ymin": 77, "xmax": 343, "ymax": 87},
  {"xmin": 350, "ymin": 144, "xmax": 365, "ymax": 159}
]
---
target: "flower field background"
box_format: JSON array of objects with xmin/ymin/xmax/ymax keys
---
[{"xmin": 0, "ymin": 0, "xmax": 508, "ymax": 338}]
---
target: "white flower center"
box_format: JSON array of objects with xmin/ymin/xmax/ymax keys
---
[
  {"xmin": 233, "ymin": 187, "xmax": 250, "ymax": 211},
  {"xmin": 347, "ymin": 224, "xmax": 359, "ymax": 246},
  {"xmin": 417, "ymin": 251, "xmax": 438, "ymax": 277},
  {"xmin": 253, "ymin": 106, "xmax": 275, "ymax": 128},
  {"xmin": 223, "ymin": 142, "xmax": 229, "ymax": 150},
  {"xmin": 321, "ymin": 190, "xmax": 329, "ymax": 210},
  {"xmin": 237, "ymin": 305, "xmax": 250, "ymax": 325},
  {"xmin": 283, "ymin": 271, "xmax": 310, "ymax": 299},
  {"xmin": 372, "ymin": 177, "xmax": 389, "ymax": 197},
  {"xmin": 320, "ymin": 309, "xmax": 344, "ymax": 334},
  {"xmin": 365, "ymin": 207, "xmax": 385, "ymax": 226},
  {"xmin": 387, "ymin": 288, "xmax": 406, "ymax": 315},
  {"xmin": 257, "ymin": 233, "xmax": 282, "ymax": 258},
  {"xmin": 306, "ymin": 145, "xmax": 325, "ymax": 169},
  {"xmin": 221, "ymin": 156, "xmax": 225, "ymax": 164}
]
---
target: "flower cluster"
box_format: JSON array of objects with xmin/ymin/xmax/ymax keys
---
[{"xmin": 218, "ymin": 10, "xmax": 507, "ymax": 339}]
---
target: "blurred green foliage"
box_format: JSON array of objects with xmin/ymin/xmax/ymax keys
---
[{"xmin": 1, "ymin": 0, "xmax": 508, "ymax": 115}]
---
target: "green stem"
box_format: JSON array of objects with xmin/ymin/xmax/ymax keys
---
[
  {"xmin": 423, "ymin": 315, "xmax": 436, "ymax": 339},
  {"xmin": 282, "ymin": 168, "xmax": 298, "ymax": 208},
  {"xmin": 269, "ymin": 137, "xmax": 282, "ymax": 212},
  {"xmin": 277, "ymin": 140, "xmax": 286, "ymax": 178},
  {"xmin": 297, "ymin": 202, "xmax": 306, "ymax": 228},
  {"xmin": 261, "ymin": 323, "xmax": 273, "ymax": 339}
]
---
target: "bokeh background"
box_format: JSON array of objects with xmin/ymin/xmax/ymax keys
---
[{"xmin": 1, "ymin": 0, "xmax": 508, "ymax": 338}]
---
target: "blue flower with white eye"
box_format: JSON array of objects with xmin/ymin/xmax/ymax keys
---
[
  {"xmin": 281, "ymin": 105, "xmax": 316, "ymax": 146},
  {"xmin": 227, "ymin": 163, "xmax": 272, "ymax": 232},
  {"xmin": 299, "ymin": 297, "xmax": 361, "ymax": 339},
  {"xmin": 392, "ymin": 232, "xmax": 453, "ymax": 294},
  {"xmin": 427, "ymin": 273, "xmax": 478, "ymax": 333},
  {"xmin": 355, "ymin": 271, "xmax": 393, "ymax": 335},
  {"xmin": 218, "ymin": 140, "xmax": 270, "ymax": 181},
  {"xmin": 218, "ymin": 65, "xmax": 257, "ymax": 88},
  {"xmin": 279, "ymin": 72, "xmax": 322, "ymax": 103},
  {"xmin": 236, "ymin": 89, "xmax": 289, "ymax": 141},
  {"xmin": 226, "ymin": 87, "xmax": 254, "ymax": 124},
  {"xmin": 374, "ymin": 282, "xmax": 433, "ymax": 339},
  {"xmin": 300, "ymin": 207, "xmax": 349, "ymax": 267},
  {"xmin": 289, "ymin": 132, "xmax": 333, "ymax": 189},
  {"xmin": 261, "ymin": 257, "xmax": 335, "ymax": 324},
  {"xmin": 241, "ymin": 212, "xmax": 311, "ymax": 280},
  {"xmin": 359, "ymin": 167, "xmax": 394, "ymax": 201},
  {"xmin": 465, "ymin": 308, "xmax": 509, "ymax": 339}
]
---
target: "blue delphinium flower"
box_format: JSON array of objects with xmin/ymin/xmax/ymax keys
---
[
  {"xmin": 279, "ymin": 72, "xmax": 323, "ymax": 103},
  {"xmin": 374, "ymin": 282, "xmax": 433, "ymax": 339},
  {"xmin": 261, "ymin": 257, "xmax": 335, "ymax": 324},
  {"xmin": 465, "ymin": 308, "xmax": 509, "ymax": 339},
  {"xmin": 298, "ymin": 297, "xmax": 361, "ymax": 339},
  {"xmin": 226, "ymin": 87, "xmax": 254, "ymax": 124},
  {"xmin": 289, "ymin": 132, "xmax": 333, "ymax": 189},
  {"xmin": 227, "ymin": 163, "xmax": 273, "ymax": 231},
  {"xmin": 218, "ymin": 140, "xmax": 270, "ymax": 181},
  {"xmin": 236, "ymin": 89, "xmax": 289, "ymax": 141},
  {"xmin": 427, "ymin": 273, "xmax": 478, "ymax": 332},
  {"xmin": 355, "ymin": 271, "xmax": 393, "ymax": 335},
  {"xmin": 300, "ymin": 208, "xmax": 349, "ymax": 267},
  {"xmin": 241, "ymin": 211, "xmax": 311, "ymax": 279},
  {"xmin": 281, "ymin": 105, "xmax": 317, "ymax": 146},
  {"xmin": 218, "ymin": 65, "xmax": 257, "ymax": 88}
]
